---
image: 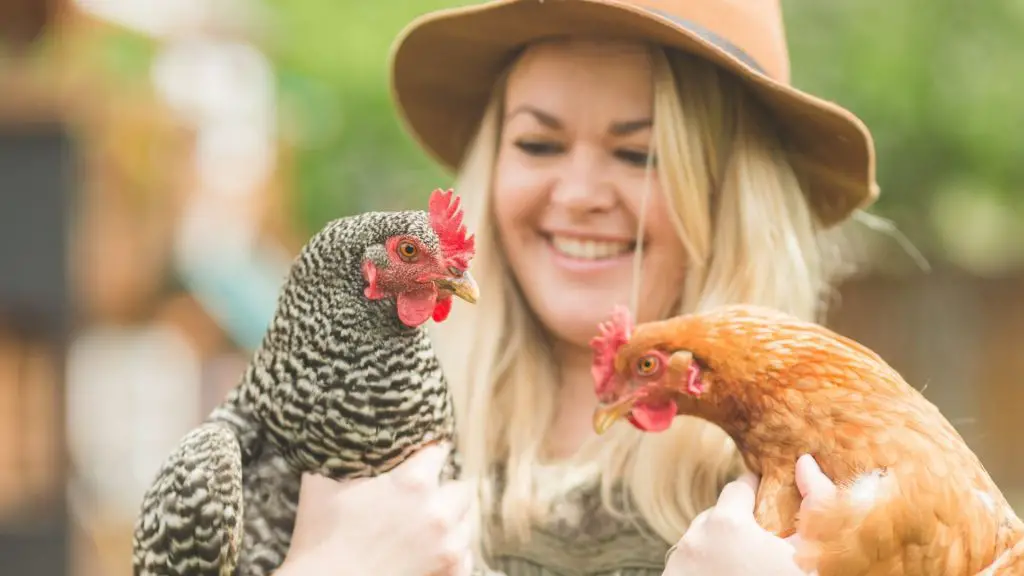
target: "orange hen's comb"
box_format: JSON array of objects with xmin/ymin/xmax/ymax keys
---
[
  {"xmin": 428, "ymin": 188, "xmax": 476, "ymax": 270},
  {"xmin": 590, "ymin": 305, "xmax": 633, "ymax": 397}
]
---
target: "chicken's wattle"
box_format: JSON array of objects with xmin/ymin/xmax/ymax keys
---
[
  {"xmin": 397, "ymin": 286, "xmax": 439, "ymax": 326},
  {"xmin": 628, "ymin": 399, "xmax": 677, "ymax": 432}
]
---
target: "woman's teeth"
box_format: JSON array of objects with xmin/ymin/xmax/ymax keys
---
[{"xmin": 550, "ymin": 235, "xmax": 633, "ymax": 260}]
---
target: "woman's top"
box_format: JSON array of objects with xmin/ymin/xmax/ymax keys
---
[{"xmin": 480, "ymin": 464, "xmax": 673, "ymax": 576}]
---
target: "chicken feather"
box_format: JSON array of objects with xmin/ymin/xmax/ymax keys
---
[
  {"xmin": 132, "ymin": 188, "xmax": 479, "ymax": 575},
  {"xmin": 591, "ymin": 304, "xmax": 1024, "ymax": 576}
]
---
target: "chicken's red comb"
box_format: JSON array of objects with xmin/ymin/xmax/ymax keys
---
[
  {"xmin": 429, "ymin": 188, "xmax": 476, "ymax": 270},
  {"xmin": 590, "ymin": 305, "xmax": 633, "ymax": 397}
]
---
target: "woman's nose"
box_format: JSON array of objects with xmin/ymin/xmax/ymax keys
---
[{"xmin": 550, "ymin": 147, "xmax": 616, "ymax": 213}]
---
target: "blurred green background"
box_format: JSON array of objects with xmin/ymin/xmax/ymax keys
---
[
  {"xmin": 265, "ymin": 0, "xmax": 1024, "ymax": 272},
  {"xmin": 36, "ymin": 0, "xmax": 1023, "ymax": 271}
]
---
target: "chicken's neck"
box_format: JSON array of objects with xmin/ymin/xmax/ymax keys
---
[
  {"xmin": 206, "ymin": 276, "xmax": 435, "ymax": 468},
  {"xmin": 672, "ymin": 380, "xmax": 785, "ymax": 475}
]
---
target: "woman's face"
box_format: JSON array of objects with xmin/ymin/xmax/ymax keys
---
[{"xmin": 493, "ymin": 40, "xmax": 689, "ymax": 349}]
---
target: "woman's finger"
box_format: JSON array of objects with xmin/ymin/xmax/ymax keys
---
[
  {"xmin": 443, "ymin": 511, "xmax": 475, "ymax": 558},
  {"xmin": 795, "ymin": 454, "xmax": 835, "ymax": 501},
  {"xmin": 297, "ymin": 473, "xmax": 358, "ymax": 503},
  {"xmin": 458, "ymin": 551, "xmax": 475, "ymax": 576},
  {"xmin": 428, "ymin": 509, "xmax": 475, "ymax": 576},
  {"xmin": 427, "ymin": 550, "xmax": 475, "ymax": 576},
  {"xmin": 436, "ymin": 479, "xmax": 474, "ymax": 523},
  {"xmin": 689, "ymin": 508, "xmax": 711, "ymax": 530},
  {"xmin": 713, "ymin": 472, "xmax": 758, "ymax": 516},
  {"xmin": 390, "ymin": 443, "xmax": 451, "ymax": 489},
  {"xmin": 676, "ymin": 508, "xmax": 711, "ymax": 554}
]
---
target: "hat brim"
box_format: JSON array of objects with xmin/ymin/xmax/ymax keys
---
[{"xmin": 389, "ymin": 0, "xmax": 878, "ymax": 227}]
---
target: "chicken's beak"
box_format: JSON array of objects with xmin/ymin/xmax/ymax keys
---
[
  {"xmin": 434, "ymin": 270, "xmax": 479, "ymax": 304},
  {"xmin": 592, "ymin": 395, "xmax": 637, "ymax": 435}
]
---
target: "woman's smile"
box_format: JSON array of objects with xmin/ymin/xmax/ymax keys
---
[
  {"xmin": 542, "ymin": 231, "xmax": 638, "ymax": 272},
  {"xmin": 492, "ymin": 40, "xmax": 687, "ymax": 347}
]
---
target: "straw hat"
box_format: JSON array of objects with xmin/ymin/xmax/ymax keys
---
[{"xmin": 389, "ymin": 0, "xmax": 879, "ymax": 227}]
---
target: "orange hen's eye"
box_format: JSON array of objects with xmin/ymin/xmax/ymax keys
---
[
  {"xmin": 635, "ymin": 355, "xmax": 660, "ymax": 376},
  {"xmin": 397, "ymin": 240, "xmax": 419, "ymax": 261}
]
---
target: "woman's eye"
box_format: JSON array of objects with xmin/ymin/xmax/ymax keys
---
[
  {"xmin": 615, "ymin": 149, "xmax": 656, "ymax": 168},
  {"xmin": 513, "ymin": 140, "xmax": 564, "ymax": 156}
]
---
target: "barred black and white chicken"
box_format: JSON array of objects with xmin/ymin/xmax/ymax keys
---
[{"xmin": 131, "ymin": 188, "xmax": 479, "ymax": 575}]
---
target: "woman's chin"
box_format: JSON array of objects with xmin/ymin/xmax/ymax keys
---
[{"xmin": 534, "ymin": 298, "xmax": 633, "ymax": 348}]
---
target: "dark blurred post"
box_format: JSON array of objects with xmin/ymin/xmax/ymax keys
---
[
  {"xmin": 0, "ymin": 1, "xmax": 74, "ymax": 574},
  {"xmin": 0, "ymin": 0, "xmax": 59, "ymax": 53}
]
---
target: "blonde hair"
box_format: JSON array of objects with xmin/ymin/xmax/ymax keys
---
[{"xmin": 428, "ymin": 43, "xmax": 856, "ymax": 552}]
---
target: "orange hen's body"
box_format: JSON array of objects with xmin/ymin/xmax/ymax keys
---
[{"xmin": 595, "ymin": 304, "xmax": 1024, "ymax": 576}]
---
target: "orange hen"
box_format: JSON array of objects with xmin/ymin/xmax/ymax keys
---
[{"xmin": 591, "ymin": 304, "xmax": 1024, "ymax": 576}]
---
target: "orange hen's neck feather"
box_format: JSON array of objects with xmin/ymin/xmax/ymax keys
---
[{"xmin": 631, "ymin": 308, "xmax": 919, "ymax": 461}]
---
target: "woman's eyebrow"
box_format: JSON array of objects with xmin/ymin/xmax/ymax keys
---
[
  {"xmin": 504, "ymin": 105, "xmax": 651, "ymax": 135},
  {"xmin": 608, "ymin": 118, "xmax": 652, "ymax": 135},
  {"xmin": 505, "ymin": 105, "xmax": 561, "ymax": 129}
]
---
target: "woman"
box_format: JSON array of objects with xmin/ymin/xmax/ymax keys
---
[{"xmin": 280, "ymin": 0, "xmax": 878, "ymax": 574}]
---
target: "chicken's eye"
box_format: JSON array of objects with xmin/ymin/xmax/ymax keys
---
[
  {"xmin": 447, "ymin": 265, "xmax": 463, "ymax": 276},
  {"xmin": 635, "ymin": 355, "xmax": 660, "ymax": 376},
  {"xmin": 397, "ymin": 240, "xmax": 419, "ymax": 262}
]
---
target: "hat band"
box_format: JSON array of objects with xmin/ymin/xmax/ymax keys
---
[{"xmin": 648, "ymin": 8, "xmax": 766, "ymax": 75}]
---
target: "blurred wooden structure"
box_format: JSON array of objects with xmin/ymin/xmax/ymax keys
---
[
  {"xmin": 0, "ymin": 0, "xmax": 63, "ymax": 53},
  {"xmin": 0, "ymin": 2, "xmax": 74, "ymax": 574},
  {"xmin": 0, "ymin": 122, "xmax": 74, "ymax": 576},
  {"xmin": 0, "ymin": 3, "xmax": 293, "ymax": 574},
  {"xmin": 0, "ymin": 4, "xmax": 193, "ymax": 576}
]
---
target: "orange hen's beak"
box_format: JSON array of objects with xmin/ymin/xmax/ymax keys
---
[{"xmin": 592, "ymin": 394, "xmax": 638, "ymax": 435}]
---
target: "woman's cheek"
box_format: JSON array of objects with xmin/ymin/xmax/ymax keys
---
[
  {"xmin": 494, "ymin": 156, "xmax": 535, "ymax": 218},
  {"xmin": 642, "ymin": 189, "xmax": 690, "ymax": 318}
]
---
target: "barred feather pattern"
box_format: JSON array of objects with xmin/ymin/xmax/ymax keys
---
[{"xmin": 132, "ymin": 210, "xmax": 462, "ymax": 576}]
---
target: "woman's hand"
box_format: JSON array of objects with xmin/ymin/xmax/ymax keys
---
[
  {"xmin": 276, "ymin": 443, "xmax": 476, "ymax": 576},
  {"xmin": 663, "ymin": 454, "xmax": 836, "ymax": 576},
  {"xmin": 790, "ymin": 454, "xmax": 838, "ymax": 574}
]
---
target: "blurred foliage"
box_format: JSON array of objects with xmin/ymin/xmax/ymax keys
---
[
  {"xmin": 262, "ymin": 0, "xmax": 455, "ymax": 233},
  {"xmin": 257, "ymin": 0, "xmax": 1022, "ymax": 260},
  {"xmin": 61, "ymin": 0, "xmax": 1024, "ymax": 266},
  {"xmin": 784, "ymin": 0, "xmax": 1024, "ymax": 241},
  {"xmin": 89, "ymin": 27, "xmax": 157, "ymax": 82}
]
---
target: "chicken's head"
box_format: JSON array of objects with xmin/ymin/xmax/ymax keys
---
[
  {"xmin": 591, "ymin": 303, "xmax": 830, "ymax": 434},
  {"xmin": 362, "ymin": 188, "xmax": 478, "ymax": 327},
  {"xmin": 590, "ymin": 305, "xmax": 707, "ymax": 434}
]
